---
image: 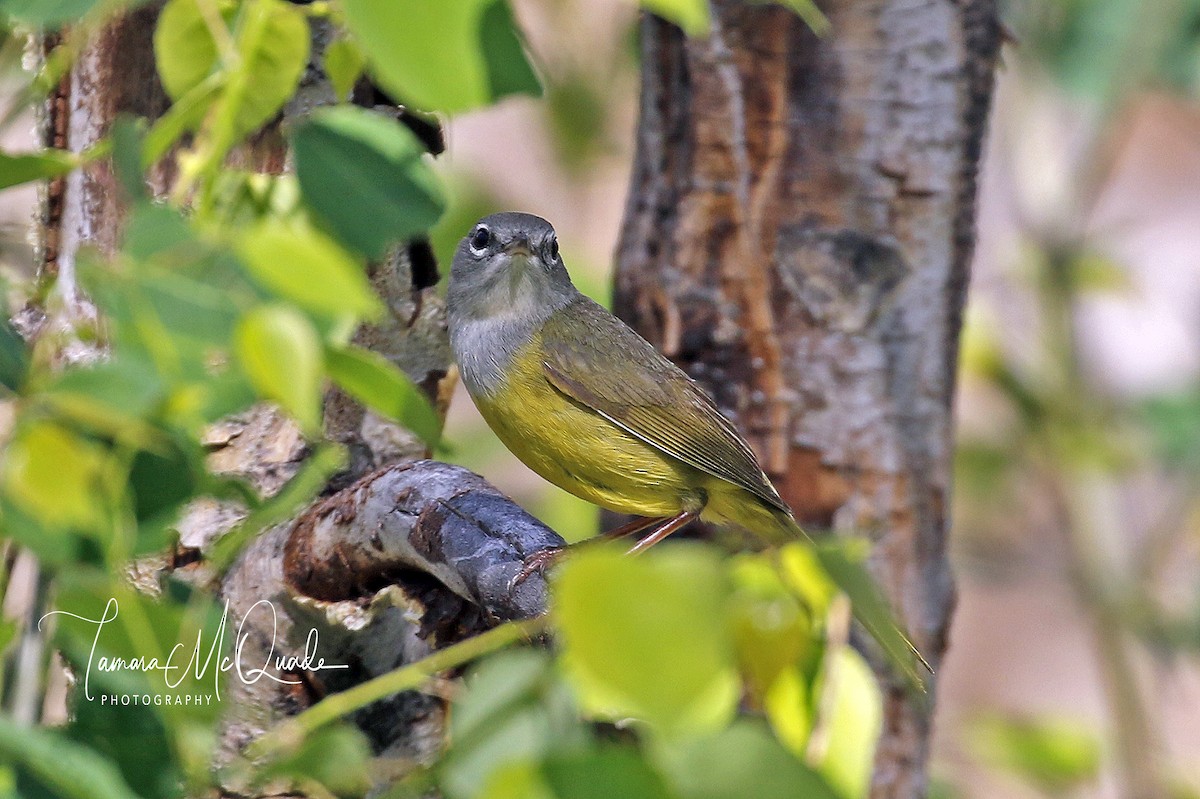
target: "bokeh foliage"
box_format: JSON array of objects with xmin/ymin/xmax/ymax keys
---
[{"xmin": 0, "ymin": 1, "xmax": 906, "ymax": 798}]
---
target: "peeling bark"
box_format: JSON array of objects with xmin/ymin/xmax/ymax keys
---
[
  {"xmin": 216, "ymin": 461, "xmax": 562, "ymax": 779},
  {"xmin": 614, "ymin": 3, "xmax": 1001, "ymax": 796}
]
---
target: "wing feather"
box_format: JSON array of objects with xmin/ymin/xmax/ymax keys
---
[{"xmin": 540, "ymin": 297, "xmax": 788, "ymax": 513}]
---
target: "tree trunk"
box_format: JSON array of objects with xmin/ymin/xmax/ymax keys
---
[{"xmin": 614, "ymin": 3, "xmax": 1000, "ymax": 796}]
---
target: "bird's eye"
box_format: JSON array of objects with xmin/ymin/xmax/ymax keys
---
[
  {"xmin": 548, "ymin": 237, "xmax": 560, "ymax": 261},
  {"xmin": 469, "ymin": 226, "xmax": 491, "ymax": 253}
]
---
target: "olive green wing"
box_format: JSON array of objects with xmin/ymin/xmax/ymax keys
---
[{"xmin": 540, "ymin": 297, "xmax": 789, "ymax": 513}]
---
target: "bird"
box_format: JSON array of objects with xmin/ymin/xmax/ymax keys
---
[{"xmin": 446, "ymin": 212, "xmax": 804, "ymax": 561}]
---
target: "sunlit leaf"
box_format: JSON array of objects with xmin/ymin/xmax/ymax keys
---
[
  {"xmin": 812, "ymin": 648, "xmax": 882, "ymax": 799},
  {"xmin": 636, "ymin": 0, "xmax": 709, "ymax": 35},
  {"xmin": 154, "ymin": 0, "xmax": 228, "ymax": 100},
  {"xmin": 553, "ymin": 545, "xmax": 739, "ymax": 736},
  {"xmin": 234, "ymin": 305, "xmax": 323, "ymax": 433},
  {"xmin": 326, "ymin": 345, "xmax": 441, "ymax": 445},
  {"xmin": 292, "ymin": 106, "xmax": 446, "ymax": 258},
  {"xmin": 324, "ymin": 36, "xmax": 366, "ymax": 102},
  {"xmin": 236, "ymin": 219, "xmax": 382, "ymax": 321},
  {"xmin": 2, "ymin": 421, "xmax": 110, "ymax": 530},
  {"xmin": 340, "ymin": 0, "xmax": 540, "ymax": 113},
  {"xmin": 224, "ymin": 0, "xmax": 309, "ymax": 136}
]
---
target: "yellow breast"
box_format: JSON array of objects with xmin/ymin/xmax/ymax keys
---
[{"xmin": 469, "ymin": 333, "xmax": 703, "ymax": 518}]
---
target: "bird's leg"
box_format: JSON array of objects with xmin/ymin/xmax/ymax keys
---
[
  {"xmin": 511, "ymin": 516, "xmax": 662, "ymax": 589},
  {"xmin": 598, "ymin": 515, "xmax": 662, "ymax": 542},
  {"xmin": 627, "ymin": 510, "xmax": 699, "ymax": 555}
]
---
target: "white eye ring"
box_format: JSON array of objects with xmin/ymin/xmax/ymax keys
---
[{"xmin": 469, "ymin": 225, "xmax": 491, "ymax": 255}]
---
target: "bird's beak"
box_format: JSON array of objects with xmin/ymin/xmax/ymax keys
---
[{"xmin": 503, "ymin": 234, "xmax": 533, "ymax": 258}]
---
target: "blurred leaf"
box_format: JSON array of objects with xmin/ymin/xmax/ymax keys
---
[
  {"xmin": 222, "ymin": 0, "xmax": 309, "ymax": 137},
  {"xmin": 123, "ymin": 204, "xmax": 195, "ymax": 262},
  {"xmin": 340, "ymin": 0, "xmax": 540, "ymax": 114},
  {"xmin": 1068, "ymin": 251, "xmax": 1133, "ymax": 293},
  {"xmin": 542, "ymin": 749, "xmax": 672, "ymax": 799},
  {"xmin": 325, "ymin": 36, "xmax": 366, "ymax": 102},
  {"xmin": 752, "ymin": 0, "xmax": 829, "ymax": 34},
  {"xmin": 478, "ymin": 0, "xmax": 541, "ymax": 99},
  {"xmin": 2, "ymin": 421, "xmax": 110, "ymax": 530},
  {"xmin": 292, "ymin": 106, "xmax": 445, "ymax": 258},
  {"xmin": 728, "ymin": 555, "xmax": 813, "ymax": 700},
  {"xmin": 208, "ymin": 443, "xmax": 347, "ymax": 570},
  {"xmin": 0, "ymin": 716, "xmax": 141, "ymax": 799},
  {"xmin": 0, "ymin": 0, "xmax": 126, "ymax": 27},
  {"xmin": 0, "ymin": 318, "xmax": 29, "ymax": 393},
  {"xmin": 0, "ymin": 148, "xmax": 77, "ymax": 190},
  {"xmin": 261, "ymin": 724, "xmax": 372, "ymax": 797},
  {"xmin": 66, "ymin": 690, "xmax": 183, "ymax": 799},
  {"xmin": 442, "ymin": 649, "xmax": 589, "ymax": 799},
  {"xmin": 971, "ymin": 715, "xmax": 1101, "ymax": 793},
  {"xmin": 762, "ymin": 667, "xmax": 811, "ymax": 757},
  {"xmin": 553, "ymin": 545, "xmax": 739, "ymax": 736},
  {"xmin": 814, "ymin": 541, "xmax": 929, "ymax": 696},
  {"xmin": 545, "ymin": 78, "xmax": 608, "ymax": 172},
  {"xmin": 660, "ymin": 721, "xmax": 840, "ymax": 799},
  {"xmin": 326, "ymin": 345, "xmax": 441, "ymax": 446},
  {"xmin": 236, "ymin": 219, "xmax": 382, "ymax": 321},
  {"xmin": 234, "ymin": 305, "xmax": 323, "ymax": 433},
  {"xmin": 154, "ymin": 0, "xmax": 229, "ymax": 100},
  {"xmin": 110, "ymin": 115, "xmax": 148, "ymax": 203},
  {"xmin": 637, "ymin": 0, "xmax": 709, "ymax": 35},
  {"xmin": 779, "ymin": 543, "xmax": 837, "ymax": 617},
  {"xmin": 1143, "ymin": 387, "xmax": 1200, "ymax": 468},
  {"xmin": 812, "ymin": 648, "xmax": 882, "ymax": 799}
]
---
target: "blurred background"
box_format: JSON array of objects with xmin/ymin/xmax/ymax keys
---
[{"xmin": 5, "ymin": 0, "xmax": 1200, "ymax": 795}]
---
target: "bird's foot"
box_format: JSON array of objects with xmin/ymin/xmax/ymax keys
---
[{"xmin": 510, "ymin": 546, "xmax": 565, "ymax": 590}]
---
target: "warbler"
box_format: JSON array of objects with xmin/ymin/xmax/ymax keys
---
[{"xmin": 446, "ymin": 212, "xmax": 804, "ymax": 554}]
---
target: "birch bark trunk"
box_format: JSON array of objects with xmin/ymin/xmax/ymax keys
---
[{"xmin": 613, "ymin": 3, "xmax": 1001, "ymax": 795}]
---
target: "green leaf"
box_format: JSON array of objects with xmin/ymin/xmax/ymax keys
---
[
  {"xmin": 660, "ymin": 721, "xmax": 840, "ymax": 799},
  {"xmin": 2, "ymin": 421, "xmax": 111, "ymax": 530},
  {"xmin": 637, "ymin": 0, "xmax": 710, "ymax": 35},
  {"xmin": 324, "ymin": 36, "xmax": 366, "ymax": 102},
  {"xmin": 326, "ymin": 345, "xmax": 440, "ymax": 446},
  {"xmin": 340, "ymin": 0, "xmax": 540, "ymax": 113},
  {"xmin": 813, "ymin": 541, "xmax": 930, "ymax": 696},
  {"xmin": 234, "ymin": 305, "xmax": 323, "ymax": 433},
  {"xmin": 0, "ymin": 0, "xmax": 113, "ymax": 27},
  {"xmin": 261, "ymin": 725, "xmax": 372, "ymax": 797},
  {"xmin": 154, "ymin": 0, "xmax": 227, "ymax": 101},
  {"xmin": 971, "ymin": 715, "xmax": 1101, "ymax": 793},
  {"xmin": 478, "ymin": 0, "xmax": 541, "ymax": 99},
  {"xmin": 236, "ymin": 219, "xmax": 382, "ymax": 321},
  {"xmin": 0, "ymin": 148, "xmax": 77, "ymax": 191},
  {"xmin": 0, "ymin": 319, "xmax": 29, "ymax": 393},
  {"xmin": 292, "ymin": 106, "xmax": 445, "ymax": 258},
  {"xmin": 751, "ymin": 0, "xmax": 830, "ymax": 34},
  {"xmin": 442, "ymin": 649, "xmax": 589, "ymax": 799},
  {"xmin": 0, "ymin": 716, "xmax": 141, "ymax": 799},
  {"xmin": 812, "ymin": 649, "xmax": 882, "ymax": 799},
  {"xmin": 225, "ymin": 0, "xmax": 309, "ymax": 136},
  {"xmin": 553, "ymin": 544, "xmax": 739, "ymax": 736},
  {"xmin": 110, "ymin": 115, "xmax": 148, "ymax": 202}
]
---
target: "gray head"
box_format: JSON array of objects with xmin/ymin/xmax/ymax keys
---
[{"xmin": 447, "ymin": 212, "xmax": 578, "ymax": 326}]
